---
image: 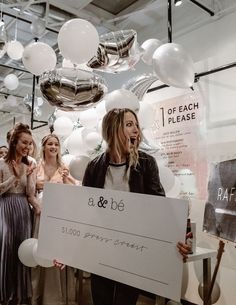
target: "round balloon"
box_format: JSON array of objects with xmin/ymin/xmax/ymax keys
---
[
  {"xmin": 79, "ymin": 108, "xmax": 98, "ymax": 129},
  {"xmin": 58, "ymin": 18, "xmax": 99, "ymax": 64},
  {"xmin": 30, "ymin": 18, "xmax": 46, "ymax": 38},
  {"xmin": 33, "ymin": 241, "xmax": 54, "ymax": 267},
  {"xmin": 69, "ymin": 155, "xmax": 91, "ymax": 181},
  {"xmin": 7, "ymin": 40, "xmax": 24, "ymax": 60},
  {"xmin": 84, "ymin": 131, "xmax": 102, "ymax": 149},
  {"xmin": 40, "ymin": 68, "xmax": 107, "ymax": 111},
  {"xmin": 152, "ymin": 43, "xmax": 195, "ymax": 88},
  {"xmin": 67, "ymin": 129, "xmax": 88, "ymax": 156},
  {"xmin": 62, "ymin": 154, "xmax": 75, "ymax": 167},
  {"xmin": 104, "ymin": 89, "xmax": 139, "ymax": 113},
  {"xmin": 53, "ymin": 116, "xmax": 74, "ymax": 137},
  {"xmin": 22, "ymin": 42, "xmax": 57, "ymax": 76},
  {"xmin": 198, "ymin": 280, "xmax": 220, "ymax": 304},
  {"xmin": 18, "ymin": 238, "xmax": 38, "ymax": 267},
  {"xmin": 4, "ymin": 74, "xmax": 19, "ymax": 90},
  {"xmin": 137, "ymin": 102, "xmax": 155, "ymax": 129},
  {"xmin": 141, "ymin": 38, "xmax": 162, "ymax": 65}
]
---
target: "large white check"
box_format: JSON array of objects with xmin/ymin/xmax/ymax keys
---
[{"xmin": 38, "ymin": 183, "xmax": 188, "ymax": 301}]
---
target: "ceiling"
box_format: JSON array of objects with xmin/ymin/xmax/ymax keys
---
[{"xmin": 0, "ymin": 0, "xmax": 236, "ymax": 128}]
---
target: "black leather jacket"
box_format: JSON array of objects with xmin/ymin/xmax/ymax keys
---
[{"xmin": 83, "ymin": 151, "xmax": 165, "ymax": 196}]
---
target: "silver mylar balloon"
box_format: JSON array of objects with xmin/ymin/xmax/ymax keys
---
[
  {"xmin": 122, "ymin": 74, "xmax": 158, "ymax": 100},
  {"xmin": 87, "ymin": 29, "xmax": 142, "ymax": 73},
  {"xmin": 40, "ymin": 68, "xmax": 108, "ymax": 111}
]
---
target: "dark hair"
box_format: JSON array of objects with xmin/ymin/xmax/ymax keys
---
[
  {"xmin": 6, "ymin": 128, "xmax": 13, "ymax": 144},
  {"xmin": 5, "ymin": 123, "xmax": 32, "ymax": 165}
]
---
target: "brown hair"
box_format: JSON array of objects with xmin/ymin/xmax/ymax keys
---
[
  {"xmin": 40, "ymin": 134, "xmax": 62, "ymax": 166},
  {"xmin": 5, "ymin": 123, "xmax": 32, "ymax": 165},
  {"xmin": 102, "ymin": 108, "xmax": 142, "ymax": 168}
]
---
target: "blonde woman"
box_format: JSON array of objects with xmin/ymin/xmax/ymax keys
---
[
  {"xmin": 83, "ymin": 108, "xmax": 190, "ymax": 305},
  {"xmin": 31, "ymin": 134, "xmax": 76, "ymax": 305}
]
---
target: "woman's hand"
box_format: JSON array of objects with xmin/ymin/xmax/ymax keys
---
[
  {"xmin": 177, "ymin": 241, "xmax": 191, "ymax": 263},
  {"xmin": 36, "ymin": 180, "xmax": 44, "ymax": 191},
  {"xmin": 53, "ymin": 259, "xmax": 65, "ymax": 270},
  {"xmin": 26, "ymin": 162, "xmax": 36, "ymax": 176}
]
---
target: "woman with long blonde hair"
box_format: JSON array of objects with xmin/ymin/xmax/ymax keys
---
[
  {"xmin": 83, "ymin": 108, "xmax": 166, "ymax": 305},
  {"xmin": 31, "ymin": 133, "xmax": 76, "ymax": 305}
]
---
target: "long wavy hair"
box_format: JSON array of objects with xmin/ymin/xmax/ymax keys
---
[
  {"xmin": 102, "ymin": 108, "xmax": 142, "ymax": 168},
  {"xmin": 40, "ymin": 134, "xmax": 62, "ymax": 166},
  {"xmin": 5, "ymin": 123, "xmax": 32, "ymax": 165}
]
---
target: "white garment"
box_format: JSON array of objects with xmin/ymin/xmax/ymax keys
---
[{"xmin": 104, "ymin": 163, "xmax": 130, "ymax": 192}]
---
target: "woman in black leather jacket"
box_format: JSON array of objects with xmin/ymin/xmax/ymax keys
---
[{"xmin": 82, "ymin": 108, "xmax": 189, "ymax": 305}]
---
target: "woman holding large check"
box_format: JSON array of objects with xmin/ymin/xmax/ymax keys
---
[{"xmin": 82, "ymin": 108, "xmax": 190, "ymax": 305}]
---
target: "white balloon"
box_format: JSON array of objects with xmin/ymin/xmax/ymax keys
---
[
  {"xmin": 69, "ymin": 155, "xmax": 91, "ymax": 181},
  {"xmin": 22, "ymin": 42, "xmax": 57, "ymax": 76},
  {"xmin": 4, "ymin": 74, "xmax": 19, "ymax": 90},
  {"xmin": 67, "ymin": 129, "xmax": 88, "ymax": 156},
  {"xmin": 104, "ymin": 89, "xmax": 140, "ymax": 113},
  {"xmin": 95, "ymin": 100, "xmax": 106, "ymax": 120},
  {"xmin": 84, "ymin": 131, "xmax": 102, "ymax": 149},
  {"xmin": 53, "ymin": 116, "xmax": 74, "ymax": 137},
  {"xmin": 7, "ymin": 40, "xmax": 24, "ymax": 60},
  {"xmin": 141, "ymin": 38, "xmax": 162, "ymax": 65},
  {"xmin": 62, "ymin": 154, "xmax": 75, "ymax": 166},
  {"xmin": 55, "ymin": 109, "xmax": 80, "ymax": 122},
  {"xmin": 33, "ymin": 241, "xmax": 54, "ymax": 267},
  {"xmin": 18, "ymin": 238, "xmax": 38, "ymax": 267},
  {"xmin": 79, "ymin": 108, "xmax": 98, "ymax": 129},
  {"xmin": 58, "ymin": 18, "xmax": 99, "ymax": 64},
  {"xmin": 198, "ymin": 280, "xmax": 220, "ymax": 304},
  {"xmin": 158, "ymin": 166, "xmax": 175, "ymax": 192},
  {"xmin": 153, "ymin": 43, "xmax": 195, "ymax": 88},
  {"xmin": 137, "ymin": 102, "xmax": 155, "ymax": 129}
]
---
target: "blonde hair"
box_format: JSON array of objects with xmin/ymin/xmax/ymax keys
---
[
  {"xmin": 102, "ymin": 108, "xmax": 142, "ymax": 168},
  {"xmin": 40, "ymin": 134, "xmax": 62, "ymax": 166}
]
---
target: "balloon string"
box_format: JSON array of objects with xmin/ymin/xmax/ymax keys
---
[
  {"xmin": 0, "ymin": 0, "xmax": 3, "ymax": 21},
  {"xmin": 14, "ymin": 18, "xmax": 18, "ymax": 40}
]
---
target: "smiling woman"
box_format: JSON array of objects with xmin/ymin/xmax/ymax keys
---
[{"xmin": 0, "ymin": 123, "xmax": 34, "ymax": 305}]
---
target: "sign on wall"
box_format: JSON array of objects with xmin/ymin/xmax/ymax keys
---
[{"xmin": 152, "ymin": 92, "xmax": 207, "ymax": 199}]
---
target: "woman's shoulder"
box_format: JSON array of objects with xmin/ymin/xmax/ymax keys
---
[
  {"xmin": 88, "ymin": 152, "xmax": 107, "ymax": 166},
  {"xmin": 138, "ymin": 150, "xmax": 155, "ymax": 161}
]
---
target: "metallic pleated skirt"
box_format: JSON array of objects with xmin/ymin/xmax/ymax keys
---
[{"xmin": 0, "ymin": 193, "xmax": 32, "ymax": 305}]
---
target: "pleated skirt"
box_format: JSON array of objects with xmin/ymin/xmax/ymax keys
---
[{"xmin": 0, "ymin": 193, "xmax": 32, "ymax": 305}]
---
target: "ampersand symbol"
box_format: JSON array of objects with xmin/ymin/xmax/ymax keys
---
[{"xmin": 97, "ymin": 196, "xmax": 108, "ymax": 208}]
